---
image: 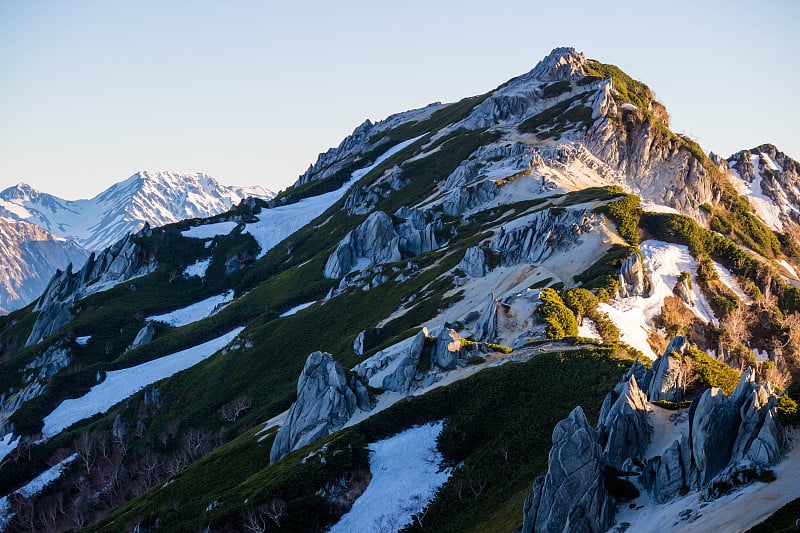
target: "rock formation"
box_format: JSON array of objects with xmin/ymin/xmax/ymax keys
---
[
  {"xmin": 270, "ymin": 352, "xmax": 372, "ymax": 463},
  {"xmin": 596, "ymin": 375, "xmax": 652, "ymax": 469},
  {"xmin": 646, "ymin": 336, "xmax": 689, "ymax": 402},
  {"xmin": 128, "ymin": 322, "xmax": 156, "ymax": 351},
  {"xmin": 641, "ymin": 368, "xmax": 787, "ymax": 502},
  {"xmin": 521, "ymin": 406, "xmax": 615, "ymax": 533},
  {"xmin": 617, "ymin": 251, "xmax": 652, "ymax": 298},
  {"xmin": 26, "ymin": 227, "xmax": 154, "ymax": 346}
]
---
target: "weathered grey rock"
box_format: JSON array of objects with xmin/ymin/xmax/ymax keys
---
[
  {"xmin": 394, "ymin": 207, "xmax": 442, "ymax": 255},
  {"xmin": 689, "ymin": 387, "xmax": 739, "ymax": 485},
  {"xmin": 296, "ymin": 119, "xmax": 376, "ymax": 186},
  {"xmin": 353, "ymin": 330, "xmax": 366, "ymax": 356},
  {"xmin": 323, "ymin": 211, "xmax": 401, "ymax": 279},
  {"xmin": 673, "ymin": 276, "xmax": 694, "ymax": 307},
  {"xmin": 381, "ymin": 329, "xmax": 428, "ymax": 393},
  {"xmin": 458, "ymin": 246, "xmax": 490, "ymax": 278},
  {"xmin": 521, "ymin": 406, "xmax": 614, "ymax": 533},
  {"xmin": 270, "ymin": 352, "xmax": 372, "ymax": 463},
  {"xmin": 429, "ymin": 328, "xmax": 463, "ymax": 370},
  {"xmin": 730, "ymin": 378, "xmax": 784, "ymax": 466},
  {"xmin": 617, "ymin": 252, "xmax": 652, "ymax": 298},
  {"xmin": 647, "ymin": 337, "xmax": 689, "ymax": 402},
  {"xmin": 642, "ymin": 437, "xmax": 690, "ymax": 503},
  {"xmin": 492, "ymin": 208, "xmax": 598, "ymax": 267},
  {"xmin": 596, "ymin": 375, "xmax": 652, "ymax": 468},
  {"xmin": 27, "ymin": 228, "xmax": 154, "ymax": 346},
  {"xmin": 472, "ymin": 293, "xmax": 499, "ymax": 340},
  {"xmin": 129, "ymin": 322, "xmax": 156, "ymax": 351}
]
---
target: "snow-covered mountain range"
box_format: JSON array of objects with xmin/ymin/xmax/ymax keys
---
[{"xmin": 0, "ymin": 171, "xmax": 272, "ymax": 312}]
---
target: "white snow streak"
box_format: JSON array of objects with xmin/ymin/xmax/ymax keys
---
[
  {"xmin": 147, "ymin": 291, "xmax": 233, "ymax": 327},
  {"xmin": 329, "ymin": 422, "xmax": 452, "ymax": 533},
  {"xmin": 279, "ymin": 301, "xmax": 316, "ymax": 317},
  {"xmin": 181, "ymin": 221, "xmax": 238, "ymax": 240},
  {"xmin": 0, "ymin": 433, "xmax": 20, "ymax": 463},
  {"xmin": 0, "ymin": 453, "xmax": 78, "ymax": 528},
  {"xmin": 75, "ymin": 335, "xmax": 91, "ymax": 346},
  {"xmin": 42, "ymin": 327, "xmax": 244, "ymax": 438},
  {"xmin": 245, "ymin": 135, "xmax": 425, "ymax": 259}
]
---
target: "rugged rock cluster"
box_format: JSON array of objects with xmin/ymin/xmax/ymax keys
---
[
  {"xmin": 26, "ymin": 226, "xmax": 154, "ymax": 347},
  {"xmin": 520, "ymin": 337, "xmax": 789, "ymax": 532}
]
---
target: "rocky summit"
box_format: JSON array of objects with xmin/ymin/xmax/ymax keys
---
[{"xmin": 0, "ymin": 47, "xmax": 798, "ymax": 533}]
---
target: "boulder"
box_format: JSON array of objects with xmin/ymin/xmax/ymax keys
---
[
  {"xmin": 689, "ymin": 388, "xmax": 739, "ymax": 485},
  {"xmin": 270, "ymin": 352, "xmax": 372, "ymax": 463},
  {"xmin": 673, "ymin": 276, "xmax": 694, "ymax": 307},
  {"xmin": 458, "ymin": 246, "xmax": 490, "ymax": 278},
  {"xmin": 353, "ymin": 330, "xmax": 366, "ymax": 356},
  {"xmin": 641, "ymin": 437, "xmax": 690, "ymax": 503},
  {"xmin": 521, "ymin": 406, "xmax": 615, "ymax": 533},
  {"xmin": 429, "ymin": 328, "xmax": 463, "ymax": 370},
  {"xmin": 128, "ymin": 322, "xmax": 156, "ymax": 351}
]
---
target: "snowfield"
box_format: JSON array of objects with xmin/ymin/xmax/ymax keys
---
[
  {"xmin": 600, "ymin": 240, "xmax": 716, "ymax": 358},
  {"xmin": 329, "ymin": 422, "xmax": 452, "ymax": 533},
  {"xmin": 181, "ymin": 220, "xmax": 238, "ymax": 240},
  {"xmin": 245, "ymin": 135, "xmax": 425, "ymax": 259},
  {"xmin": 147, "ymin": 291, "xmax": 234, "ymax": 327},
  {"xmin": 42, "ymin": 327, "xmax": 244, "ymax": 438}
]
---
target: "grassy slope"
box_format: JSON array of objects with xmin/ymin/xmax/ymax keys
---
[{"xmin": 94, "ymin": 348, "xmax": 632, "ymax": 532}]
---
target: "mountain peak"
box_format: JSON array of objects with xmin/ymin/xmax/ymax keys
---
[
  {"xmin": 527, "ymin": 46, "xmax": 588, "ymax": 81},
  {"xmin": 1, "ymin": 182, "xmax": 41, "ymax": 201}
]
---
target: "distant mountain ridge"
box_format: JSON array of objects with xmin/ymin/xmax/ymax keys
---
[
  {"xmin": 0, "ymin": 171, "xmax": 273, "ymax": 312},
  {"xmin": 0, "ymin": 170, "xmax": 273, "ymax": 251}
]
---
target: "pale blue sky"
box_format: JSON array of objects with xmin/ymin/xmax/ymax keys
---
[{"xmin": 1, "ymin": 0, "xmax": 798, "ymax": 199}]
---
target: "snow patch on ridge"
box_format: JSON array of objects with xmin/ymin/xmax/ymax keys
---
[
  {"xmin": 244, "ymin": 135, "xmax": 425, "ymax": 259},
  {"xmin": 182, "ymin": 221, "xmax": 238, "ymax": 240}
]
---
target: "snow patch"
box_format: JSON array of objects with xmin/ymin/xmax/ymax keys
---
[
  {"xmin": 577, "ymin": 319, "xmax": 602, "ymax": 341},
  {"xmin": 42, "ymin": 327, "xmax": 244, "ymax": 438},
  {"xmin": 600, "ymin": 241, "xmax": 716, "ymax": 358},
  {"xmin": 245, "ymin": 135, "xmax": 425, "ymax": 259},
  {"xmin": 75, "ymin": 335, "xmax": 91, "ymax": 346},
  {"xmin": 641, "ymin": 201, "xmax": 680, "ymax": 215},
  {"xmin": 728, "ymin": 156, "xmax": 784, "ymax": 230},
  {"xmin": 0, "ymin": 433, "xmax": 20, "ymax": 463},
  {"xmin": 183, "ymin": 258, "xmax": 212, "ymax": 278},
  {"xmin": 779, "ymin": 259, "xmax": 798, "ymax": 279},
  {"xmin": 279, "ymin": 301, "xmax": 316, "ymax": 317},
  {"xmin": 712, "ymin": 261, "xmax": 752, "ymax": 303},
  {"xmin": 147, "ymin": 291, "xmax": 234, "ymax": 327},
  {"xmin": 0, "ymin": 453, "xmax": 77, "ymax": 528},
  {"xmin": 329, "ymin": 422, "xmax": 452, "ymax": 533},
  {"xmin": 181, "ymin": 221, "xmax": 238, "ymax": 240}
]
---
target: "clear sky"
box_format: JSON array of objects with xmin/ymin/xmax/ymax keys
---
[{"xmin": 1, "ymin": 0, "xmax": 798, "ymax": 199}]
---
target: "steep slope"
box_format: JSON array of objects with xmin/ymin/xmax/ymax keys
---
[
  {"xmin": 0, "ymin": 219, "xmax": 88, "ymax": 314},
  {"xmin": 0, "ymin": 47, "xmax": 797, "ymax": 533}
]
